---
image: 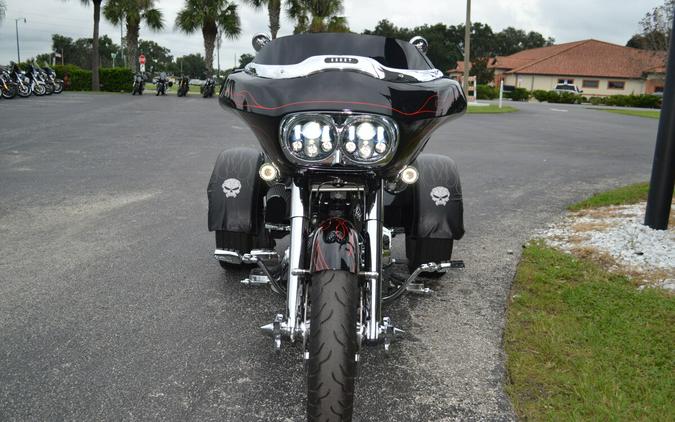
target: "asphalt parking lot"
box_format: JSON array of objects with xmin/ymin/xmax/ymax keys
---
[{"xmin": 0, "ymin": 93, "xmax": 659, "ymax": 421}]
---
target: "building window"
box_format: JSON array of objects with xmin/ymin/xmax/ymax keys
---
[
  {"xmin": 558, "ymin": 78, "xmax": 574, "ymax": 84},
  {"xmin": 655, "ymin": 86, "xmax": 664, "ymax": 93},
  {"xmin": 608, "ymin": 81, "xmax": 626, "ymax": 90},
  {"xmin": 582, "ymin": 80, "xmax": 599, "ymax": 89}
]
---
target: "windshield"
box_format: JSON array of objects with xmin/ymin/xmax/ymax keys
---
[{"xmin": 253, "ymin": 33, "xmax": 433, "ymax": 70}]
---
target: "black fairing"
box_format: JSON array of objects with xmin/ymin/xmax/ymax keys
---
[
  {"xmin": 219, "ymin": 33, "xmax": 466, "ymax": 175},
  {"xmin": 207, "ymin": 147, "xmax": 266, "ymax": 233}
]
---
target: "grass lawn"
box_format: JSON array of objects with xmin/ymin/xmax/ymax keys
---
[
  {"xmin": 567, "ymin": 182, "xmax": 652, "ymax": 211},
  {"xmin": 505, "ymin": 243, "xmax": 674, "ymax": 421},
  {"xmin": 596, "ymin": 108, "xmax": 660, "ymax": 119},
  {"xmin": 467, "ymin": 104, "xmax": 518, "ymax": 114}
]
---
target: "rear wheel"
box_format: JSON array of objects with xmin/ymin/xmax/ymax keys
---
[{"xmin": 307, "ymin": 270, "xmax": 359, "ymax": 422}]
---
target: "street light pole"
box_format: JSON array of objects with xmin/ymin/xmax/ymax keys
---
[
  {"xmin": 462, "ymin": 0, "xmax": 471, "ymax": 96},
  {"xmin": 645, "ymin": 12, "xmax": 675, "ymax": 230},
  {"xmin": 15, "ymin": 18, "xmax": 26, "ymax": 64}
]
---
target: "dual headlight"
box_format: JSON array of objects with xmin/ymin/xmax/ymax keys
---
[{"xmin": 280, "ymin": 113, "xmax": 398, "ymax": 166}]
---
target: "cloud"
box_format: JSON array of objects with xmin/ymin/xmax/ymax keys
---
[{"xmin": 0, "ymin": 0, "xmax": 665, "ymax": 66}]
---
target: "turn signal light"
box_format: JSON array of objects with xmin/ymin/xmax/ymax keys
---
[
  {"xmin": 259, "ymin": 163, "xmax": 279, "ymax": 182},
  {"xmin": 399, "ymin": 166, "xmax": 419, "ymax": 184}
]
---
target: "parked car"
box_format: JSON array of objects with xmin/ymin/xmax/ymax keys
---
[{"xmin": 553, "ymin": 83, "xmax": 583, "ymax": 95}]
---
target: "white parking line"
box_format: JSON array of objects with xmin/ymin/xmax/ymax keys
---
[{"xmin": 550, "ymin": 108, "xmax": 569, "ymax": 112}]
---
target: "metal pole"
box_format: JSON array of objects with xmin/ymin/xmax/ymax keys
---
[
  {"xmin": 15, "ymin": 18, "xmax": 25, "ymax": 63},
  {"xmin": 217, "ymin": 32, "xmax": 221, "ymax": 77},
  {"xmin": 499, "ymin": 79, "xmax": 504, "ymax": 109},
  {"xmin": 645, "ymin": 13, "xmax": 675, "ymax": 230},
  {"xmin": 462, "ymin": 0, "xmax": 471, "ymax": 95}
]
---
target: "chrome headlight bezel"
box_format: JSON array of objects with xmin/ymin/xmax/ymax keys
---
[
  {"xmin": 279, "ymin": 112, "xmax": 399, "ymax": 167},
  {"xmin": 339, "ymin": 114, "xmax": 398, "ymax": 165},
  {"xmin": 280, "ymin": 113, "xmax": 338, "ymax": 166}
]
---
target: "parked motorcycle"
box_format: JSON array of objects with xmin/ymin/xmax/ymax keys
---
[
  {"xmin": 208, "ymin": 33, "xmax": 466, "ymax": 420},
  {"xmin": 155, "ymin": 72, "xmax": 169, "ymax": 96},
  {"xmin": 132, "ymin": 72, "xmax": 146, "ymax": 95},
  {"xmin": 201, "ymin": 76, "xmax": 215, "ymax": 98},
  {"xmin": 176, "ymin": 76, "xmax": 189, "ymax": 97},
  {"xmin": 0, "ymin": 66, "xmax": 18, "ymax": 99},
  {"xmin": 42, "ymin": 64, "xmax": 64, "ymax": 94},
  {"xmin": 10, "ymin": 63, "xmax": 32, "ymax": 98},
  {"xmin": 26, "ymin": 64, "xmax": 47, "ymax": 96}
]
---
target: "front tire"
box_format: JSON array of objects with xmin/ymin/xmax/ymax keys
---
[{"xmin": 307, "ymin": 270, "xmax": 359, "ymax": 422}]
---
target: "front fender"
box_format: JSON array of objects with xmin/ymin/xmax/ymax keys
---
[{"xmin": 309, "ymin": 218, "xmax": 360, "ymax": 273}]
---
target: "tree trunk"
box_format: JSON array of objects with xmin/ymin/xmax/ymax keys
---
[
  {"xmin": 126, "ymin": 20, "xmax": 139, "ymax": 73},
  {"xmin": 91, "ymin": 0, "xmax": 101, "ymax": 91},
  {"xmin": 203, "ymin": 22, "xmax": 217, "ymax": 76},
  {"xmin": 268, "ymin": 0, "xmax": 281, "ymax": 39}
]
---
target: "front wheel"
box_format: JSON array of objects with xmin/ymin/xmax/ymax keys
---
[
  {"xmin": 307, "ymin": 270, "xmax": 359, "ymax": 422},
  {"xmin": 17, "ymin": 84, "xmax": 30, "ymax": 97},
  {"xmin": 33, "ymin": 84, "xmax": 46, "ymax": 96}
]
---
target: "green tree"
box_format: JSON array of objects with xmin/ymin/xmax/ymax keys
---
[
  {"xmin": 0, "ymin": 0, "xmax": 6, "ymax": 24},
  {"xmin": 629, "ymin": 0, "xmax": 674, "ymax": 51},
  {"xmin": 243, "ymin": 0, "xmax": 282, "ymax": 39},
  {"xmin": 239, "ymin": 53, "xmax": 254, "ymax": 68},
  {"xmin": 287, "ymin": 0, "xmax": 349, "ymax": 33},
  {"xmin": 138, "ymin": 39, "xmax": 173, "ymax": 71},
  {"xmin": 176, "ymin": 0, "xmax": 241, "ymax": 75},
  {"xmin": 174, "ymin": 53, "xmax": 207, "ymax": 77},
  {"xmin": 104, "ymin": 0, "xmax": 164, "ymax": 72}
]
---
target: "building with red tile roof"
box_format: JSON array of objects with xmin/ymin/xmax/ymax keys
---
[{"xmin": 449, "ymin": 39, "xmax": 667, "ymax": 96}]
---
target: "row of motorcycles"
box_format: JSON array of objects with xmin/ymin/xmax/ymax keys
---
[
  {"xmin": 131, "ymin": 72, "xmax": 216, "ymax": 98},
  {"xmin": 1, "ymin": 62, "xmax": 64, "ymax": 99}
]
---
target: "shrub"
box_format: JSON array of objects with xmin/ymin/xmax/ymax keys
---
[
  {"xmin": 99, "ymin": 67, "xmax": 134, "ymax": 92},
  {"xmin": 608, "ymin": 94, "xmax": 660, "ymax": 109},
  {"xmin": 531, "ymin": 90, "xmax": 551, "ymax": 102},
  {"xmin": 477, "ymin": 84, "xmax": 499, "ymax": 100},
  {"xmin": 54, "ymin": 64, "xmax": 92, "ymax": 91},
  {"xmin": 51, "ymin": 65, "xmax": 134, "ymax": 92},
  {"xmin": 507, "ymin": 87, "xmax": 530, "ymax": 102},
  {"xmin": 590, "ymin": 97, "xmax": 605, "ymax": 106}
]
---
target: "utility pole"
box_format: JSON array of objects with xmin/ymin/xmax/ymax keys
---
[
  {"xmin": 120, "ymin": 19, "xmax": 125, "ymax": 67},
  {"xmin": 645, "ymin": 12, "xmax": 675, "ymax": 229},
  {"xmin": 462, "ymin": 0, "xmax": 471, "ymax": 95},
  {"xmin": 217, "ymin": 31, "xmax": 222, "ymax": 77},
  {"xmin": 15, "ymin": 18, "xmax": 26, "ymax": 63}
]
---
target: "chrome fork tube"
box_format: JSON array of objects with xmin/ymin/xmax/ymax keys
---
[
  {"xmin": 365, "ymin": 181, "xmax": 383, "ymax": 342},
  {"xmin": 287, "ymin": 179, "xmax": 307, "ymax": 341}
]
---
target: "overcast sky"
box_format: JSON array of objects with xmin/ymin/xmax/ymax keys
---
[{"xmin": 0, "ymin": 0, "xmax": 664, "ymax": 67}]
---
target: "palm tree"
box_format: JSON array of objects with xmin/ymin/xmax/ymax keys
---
[
  {"xmin": 104, "ymin": 0, "xmax": 164, "ymax": 72},
  {"xmin": 243, "ymin": 0, "xmax": 282, "ymax": 39},
  {"xmin": 175, "ymin": 0, "xmax": 241, "ymax": 76},
  {"xmin": 67, "ymin": 1, "xmax": 103, "ymax": 90},
  {"xmin": 0, "ymin": 0, "xmax": 6, "ymax": 24},
  {"xmin": 287, "ymin": 0, "xmax": 348, "ymax": 34}
]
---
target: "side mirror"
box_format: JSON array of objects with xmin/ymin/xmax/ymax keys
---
[
  {"xmin": 409, "ymin": 36, "xmax": 429, "ymax": 54},
  {"xmin": 252, "ymin": 33, "xmax": 271, "ymax": 52}
]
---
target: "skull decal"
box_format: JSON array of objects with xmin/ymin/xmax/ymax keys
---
[
  {"xmin": 222, "ymin": 178, "xmax": 242, "ymax": 198},
  {"xmin": 430, "ymin": 186, "xmax": 451, "ymax": 206}
]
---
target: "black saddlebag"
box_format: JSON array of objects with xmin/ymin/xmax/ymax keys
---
[
  {"xmin": 403, "ymin": 154, "xmax": 464, "ymax": 267},
  {"xmin": 207, "ymin": 147, "xmax": 271, "ymax": 251}
]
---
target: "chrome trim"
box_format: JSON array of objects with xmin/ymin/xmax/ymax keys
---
[
  {"xmin": 214, "ymin": 249, "xmax": 242, "ymax": 265},
  {"xmin": 365, "ymin": 182, "xmax": 383, "ymax": 342},
  {"xmin": 286, "ymin": 180, "xmax": 307, "ymax": 341},
  {"xmin": 409, "ymin": 36, "xmax": 429, "ymax": 54},
  {"xmin": 252, "ymin": 33, "xmax": 271, "ymax": 52},
  {"xmin": 245, "ymin": 55, "xmax": 444, "ymax": 82}
]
